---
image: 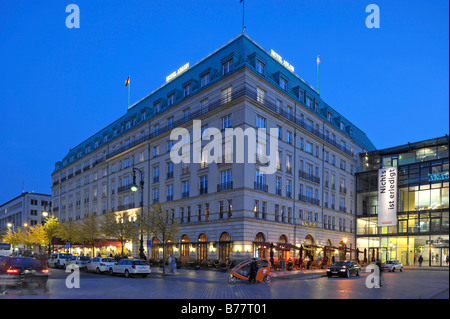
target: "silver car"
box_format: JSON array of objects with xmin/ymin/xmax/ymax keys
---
[
  {"xmin": 108, "ymin": 259, "xmax": 151, "ymax": 278},
  {"xmin": 86, "ymin": 257, "xmax": 117, "ymax": 274},
  {"xmin": 381, "ymin": 260, "xmax": 403, "ymax": 272},
  {"xmin": 65, "ymin": 256, "xmax": 91, "ymax": 270}
]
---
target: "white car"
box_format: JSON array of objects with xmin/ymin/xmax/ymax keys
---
[
  {"xmin": 48, "ymin": 253, "xmax": 72, "ymax": 269},
  {"xmin": 108, "ymin": 259, "xmax": 151, "ymax": 278},
  {"xmin": 381, "ymin": 260, "xmax": 403, "ymax": 272},
  {"xmin": 65, "ymin": 256, "xmax": 91, "ymax": 270},
  {"xmin": 86, "ymin": 257, "xmax": 117, "ymax": 274}
]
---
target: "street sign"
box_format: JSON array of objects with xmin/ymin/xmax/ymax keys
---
[
  {"xmin": 147, "ymin": 240, "xmax": 152, "ymax": 248},
  {"xmin": 65, "ymin": 242, "xmax": 70, "ymax": 248}
]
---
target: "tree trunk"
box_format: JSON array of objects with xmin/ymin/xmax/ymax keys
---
[{"xmin": 162, "ymin": 242, "xmax": 166, "ymax": 276}]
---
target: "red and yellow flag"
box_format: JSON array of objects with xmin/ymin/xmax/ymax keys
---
[{"xmin": 125, "ymin": 76, "xmax": 130, "ymax": 87}]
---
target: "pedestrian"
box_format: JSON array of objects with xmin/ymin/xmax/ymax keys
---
[
  {"xmin": 375, "ymin": 259, "xmax": 383, "ymax": 287},
  {"xmin": 248, "ymin": 259, "xmax": 258, "ymax": 284},
  {"xmin": 331, "ymin": 255, "xmax": 335, "ymax": 265},
  {"xmin": 418, "ymin": 255, "xmax": 423, "ymax": 267},
  {"xmin": 414, "ymin": 254, "xmax": 417, "ymax": 265}
]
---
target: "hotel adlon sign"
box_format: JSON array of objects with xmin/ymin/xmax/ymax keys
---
[{"xmin": 378, "ymin": 167, "xmax": 398, "ymax": 227}]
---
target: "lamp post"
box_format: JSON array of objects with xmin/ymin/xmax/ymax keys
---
[
  {"xmin": 131, "ymin": 166, "xmax": 145, "ymax": 260},
  {"xmin": 342, "ymin": 236, "xmax": 348, "ymax": 261}
]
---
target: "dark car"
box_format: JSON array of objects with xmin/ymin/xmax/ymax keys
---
[
  {"xmin": 0, "ymin": 257, "xmax": 50, "ymax": 288},
  {"xmin": 327, "ymin": 261, "xmax": 361, "ymax": 278}
]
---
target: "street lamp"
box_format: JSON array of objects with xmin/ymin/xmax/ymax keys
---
[
  {"xmin": 342, "ymin": 236, "xmax": 348, "ymax": 261},
  {"xmin": 131, "ymin": 166, "xmax": 145, "ymax": 260}
]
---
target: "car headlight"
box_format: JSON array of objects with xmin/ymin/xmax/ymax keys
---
[
  {"xmin": 340, "ymin": 269, "xmax": 346, "ymax": 272},
  {"xmin": 327, "ymin": 269, "xmax": 331, "ymax": 272}
]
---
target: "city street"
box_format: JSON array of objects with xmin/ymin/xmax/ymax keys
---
[{"xmin": 1, "ymin": 267, "xmax": 448, "ymax": 300}]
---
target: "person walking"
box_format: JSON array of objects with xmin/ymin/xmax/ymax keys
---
[{"xmin": 418, "ymin": 255, "xmax": 424, "ymax": 267}]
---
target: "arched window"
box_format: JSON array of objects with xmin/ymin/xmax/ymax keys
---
[
  {"xmin": 253, "ymin": 232, "xmax": 267, "ymax": 258},
  {"xmin": 218, "ymin": 232, "xmax": 231, "ymax": 261},
  {"xmin": 152, "ymin": 237, "xmax": 160, "ymax": 260},
  {"xmin": 198, "ymin": 233, "xmax": 208, "ymax": 261},
  {"xmin": 278, "ymin": 234, "xmax": 288, "ymax": 259},
  {"xmin": 180, "ymin": 234, "xmax": 190, "ymax": 259}
]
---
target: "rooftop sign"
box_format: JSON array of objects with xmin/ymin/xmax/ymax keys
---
[
  {"xmin": 166, "ymin": 62, "xmax": 190, "ymax": 83},
  {"xmin": 271, "ymin": 49, "xmax": 294, "ymax": 73}
]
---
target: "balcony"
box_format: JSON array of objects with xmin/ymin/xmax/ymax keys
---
[
  {"xmin": 298, "ymin": 195, "xmax": 320, "ymax": 206},
  {"xmin": 339, "ymin": 206, "xmax": 347, "ymax": 213},
  {"xmin": 167, "ymin": 172, "xmax": 174, "ymax": 179},
  {"xmin": 117, "ymin": 185, "xmax": 131, "ymax": 193},
  {"xmin": 254, "ymin": 182, "xmax": 268, "ymax": 192},
  {"xmin": 339, "ymin": 186, "xmax": 347, "ymax": 194},
  {"xmin": 182, "ymin": 191, "xmax": 190, "ymax": 199},
  {"xmin": 199, "ymin": 187, "xmax": 208, "ymax": 195},
  {"xmin": 117, "ymin": 203, "xmax": 136, "ymax": 211},
  {"xmin": 217, "ymin": 181, "xmax": 233, "ymax": 192},
  {"xmin": 166, "ymin": 195, "xmax": 173, "ymax": 202},
  {"xmin": 298, "ymin": 170, "xmax": 320, "ymax": 184}
]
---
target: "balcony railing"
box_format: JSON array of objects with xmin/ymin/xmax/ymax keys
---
[
  {"xmin": 217, "ymin": 182, "xmax": 233, "ymax": 192},
  {"xmin": 298, "ymin": 170, "xmax": 320, "ymax": 184},
  {"xmin": 298, "ymin": 195, "xmax": 320, "ymax": 206},
  {"xmin": 54, "ymin": 85, "xmax": 358, "ymax": 176},
  {"xmin": 254, "ymin": 182, "xmax": 268, "ymax": 192}
]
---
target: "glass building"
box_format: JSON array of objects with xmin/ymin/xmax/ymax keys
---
[{"xmin": 356, "ymin": 136, "xmax": 449, "ymax": 267}]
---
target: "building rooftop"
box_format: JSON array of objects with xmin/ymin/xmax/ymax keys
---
[{"xmin": 53, "ymin": 33, "xmax": 376, "ymax": 174}]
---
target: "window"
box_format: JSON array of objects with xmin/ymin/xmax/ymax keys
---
[
  {"xmin": 223, "ymin": 59, "xmax": 233, "ymax": 75},
  {"xmin": 306, "ymin": 141, "xmax": 313, "ymax": 154},
  {"xmin": 340, "ymin": 121, "xmax": 345, "ymax": 131},
  {"xmin": 221, "ymin": 114, "xmax": 232, "ymax": 130},
  {"xmin": 306, "ymin": 97, "xmax": 312, "ymax": 108},
  {"xmin": 276, "ymin": 176, "xmax": 282, "ymax": 195},
  {"xmin": 152, "ymin": 188, "xmax": 159, "ymax": 203},
  {"xmin": 257, "ymin": 87, "xmax": 265, "ymax": 103},
  {"xmin": 280, "ymin": 77, "xmax": 287, "ymax": 91},
  {"xmin": 182, "ymin": 181, "xmax": 190, "ymax": 198},
  {"xmin": 222, "ymin": 86, "xmax": 232, "ymax": 103},
  {"xmin": 201, "ymin": 73, "xmax": 210, "ymax": 87},
  {"xmin": 340, "ymin": 160, "xmax": 346, "ymax": 171},
  {"xmin": 168, "ymin": 94, "xmax": 175, "ymax": 106},
  {"xmin": 286, "ymin": 131, "xmax": 292, "ymax": 145},
  {"xmin": 153, "ymin": 145, "xmax": 159, "ymax": 157},
  {"xmin": 256, "ymin": 115, "xmax": 266, "ymax": 129},
  {"xmin": 166, "ymin": 185, "xmax": 173, "ymax": 201},
  {"xmin": 153, "ymin": 124, "xmax": 160, "ymax": 136},
  {"xmin": 199, "ymin": 175, "xmax": 208, "ymax": 194},
  {"xmin": 153, "ymin": 166, "xmax": 159, "ymax": 182},
  {"xmin": 184, "ymin": 108, "xmax": 191, "ymax": 122},
  {"xmin": 167, "ymin": 116, "xmax": 174, "ymax": 130},
  {"xmin": 183, "ymin": 84, "xmax": 191, "ymax": 97},
  {"xmin": 154, "ymin": 102, "xmax": 161, "ymax": 114},
  {"xmin": 327, "ymin": 112, "xmax": 332, "ymax": 123},
  {"xmin": 200, "ymin": 98, "xmax": 208, "ymax": 114},
  {"xmin": 256, "ymin": 60, "xmax": 265, "ymax": 75}
]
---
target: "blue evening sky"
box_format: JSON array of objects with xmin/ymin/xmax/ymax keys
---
[{"xmin": 0, "ymin": 0, "xmax": 448, "ymax": 204}]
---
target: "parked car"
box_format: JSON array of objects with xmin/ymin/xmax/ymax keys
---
[
  {"xmin": 86, "ymin": 257, "xmax": 117, "ymax": 274},
  {"xmin": 48, "ymin": 253, "xmax": 72, "ymax": 269},
  {"xmin": 0, "ymin": 257, "xmax": 49, "ymax": 289},
  {"xmin": 65, "ymin": 256, "xmax": 91, "ymax": 270},
  {"xmin": 381, "ymin": 260, "xmax": 403, "ymax": 272},
  {"xmin": 327, "ymin": 261, "xmax": 361, "ymax": 278},
  {"xmin": 108, "ymin": 259, "xmax": 151, "ymax": 278}
]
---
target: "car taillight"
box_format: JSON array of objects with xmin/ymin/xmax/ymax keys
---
[
  {"xmin": 6, "ymin": 268, "xmax": 19, "ymax": 274},
  {"xmin": 132, "ymin": 265, "xmax": 136, "ymax": 269},
  {"xmin": 42, "ymin": 269, "xmax": 50, "ymax": 273}
]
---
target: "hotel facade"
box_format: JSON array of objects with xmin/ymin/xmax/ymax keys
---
[
  {"xmin": 356, "ymin": 136, "xmax": 449, "ymax": 267},
  {"xmin": 51, "ymin": 34, "xmax": 376, "ymax": 263}
]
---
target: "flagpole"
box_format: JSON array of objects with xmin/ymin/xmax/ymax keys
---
[
  {"xmin": 128, "ymin": 75, "xmax": 131, "ymax": 109},
  {"xmin": 242, "ymin": 0, "xmax": 245, "ymax": 33},
  {"xmin": 316, "ymin": 56, "xmax": 320, "ymax": 94}
]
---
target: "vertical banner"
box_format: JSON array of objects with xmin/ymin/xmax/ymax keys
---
[{"xmin": 378, "ymin": 166, "xmax": 398, "ymax": 226}]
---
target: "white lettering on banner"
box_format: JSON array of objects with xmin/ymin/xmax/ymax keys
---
[{"xmin": 378, "ymin": 166, "xmax": 398, "ymax": 227}]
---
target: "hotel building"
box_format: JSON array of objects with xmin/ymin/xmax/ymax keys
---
[
  {"xmin": 356, "ymin": 136, "xmax": 449, "ymax": 267},
  {"xmin": 51, "ymin": 33, "xmax": 376, "ymax": 262}
]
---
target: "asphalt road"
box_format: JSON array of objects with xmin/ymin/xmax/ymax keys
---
[{"xmin": 0, "ymin": 267, "xmax": 448, "ymax": 300}]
